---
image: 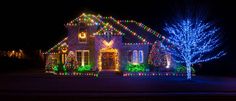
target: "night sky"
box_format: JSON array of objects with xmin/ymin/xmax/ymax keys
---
[{"xmin": 1, "ymin": 0, "xmax": 236, "ymax": 75}]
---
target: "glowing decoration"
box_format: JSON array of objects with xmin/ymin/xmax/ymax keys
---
[
  {"xmin": 53, "ymin": 65, "xmax": 59, "ymax": 72},
  {"xmin": 103, "ymin": 40, "xmax": 113, "ymax": 48},
  {"xmin": 162, "ymin": 16, "xmax": 226, "ymax": 80},
  {"xmin": 66, "ymin": 13, "xmax": 156, "ymax": 44},
  {"xmin": 175, "ymin": 65, "xmax": 195, "ymax": 73},
  {"xmin": 78, "ymin": 32, "xmax": 87, "ymax": 39},
  {"xmin": 76, "ymin": 65, "xmax": 92, "ymax": 72},
  {"xmin": 148, "ymin": 42, "xmax": 171, "ymax": 68},
  {"xmin": 64, "ymin": 51, "xmax": 78, "ymax": 72},
  {"xmin": 61, "ymin": 48, "xmax": 68, "ymax": 53},
  {"xmin": 78, "ymin": 32, "xmax": 87, "ymax": 43},
  {"xmin": 126, "ymin": 64, "xmax": 145, "ymax": 72},
  {"xmin": 45, "ymin": 54, "xmax": 59, "ymax": 72},
  {"xmin": 124, "ymin": 43, "xmax": 151, "ymax": 45},
  {"xmin": 98, "ymin": 48, "xmax": 119, "ymax": 71},
  {"xmin": 118, "ymin": 20, "xmax": 165, "ymax": 40},
  {"xmin": 138, "ymin": 50, "xmax": 144, "ymax": 63},
  {"xmin": 60, "ymin": 43, "xmax": 68, "ymax": 53},
  {"xmin": 62, "ymin": 65, "xmax": 67, "ymax": 72},
  {"xmin": 45, "ymin": 13, "xmax": 172, "ymax": 75},
  {"xmin": 132, "ymin": 50, "xmax": 138, "ymax": 64},
  {"xmin": 94, "ymin": 23, "xmax": 123, "ymax": 36},
  {"xmin": 91, "ymin": 14, "xmax": 150, "ymax": 43},
  {"xmin": 123, "ymin": 72, "xmax": 196, "ymax": 77},
  {"xmin": 2, "ymin": 49, "xmax": 25, "ymax": 59},
  {"xmin": 46, "ymin": 37, "xmax": 68, "ymax": 54},
  {"xmin": 165, "ymin": 54, "xmax": 171, "ymax": 68}
]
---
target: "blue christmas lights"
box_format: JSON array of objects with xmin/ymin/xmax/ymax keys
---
[{"xmin": 162, "ymin": 17, "xmax": 225, "ymax": 80}]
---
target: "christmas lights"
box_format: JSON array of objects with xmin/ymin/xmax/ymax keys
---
[
  {"xmin": 94, "ymin": 23, "xmax": 124, "ymax": 36},
  {"xmin": 44, "ymin": 13, "xmax": 174, "ymax": 76},
  {"xmin": 123, "ymin": 72, "xmax": 196, "ymax": 77},
  {"xmin": 78, "ymin": 32, "xmax": 87, "ymax": 39},
  {"xmin": 64, "ymin": 51, "xmax": 77, "ymax": 72},
  {"xmin": 118, "ymin": 20, "xmax": 165, "ymax": 40},
  {"xmin": 148, "ymin": 42, "xmax": 168, "ymax": 67},
  {"xmin": 102, "ymin": 17, "xmax": 149, "ymax": 43},
  {"xmin": 76, "ymin": 65, "xmax": 92, "ymax": 72},
  {"xmin": 162, "ymin": 17, "xmax": 225, "ymax": 80},
  {"xmin": 126, "ymin": 64, "xmax": 145, "ymax": 72},
  {"xmin": 46, "ymin": 37, "xmax": 68, "ymax": 54},
  {"xmin": 98, "ymin": 48, "xmax": 119, "ymax": 71}
]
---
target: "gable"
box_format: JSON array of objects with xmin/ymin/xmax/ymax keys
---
[
  {"xmin": 94, "ymin": 23, "xmax": 124, "ymax": 36},
  {"xmin": 46, "ymin": 13, "xmax": 166, "ymax": 53}
]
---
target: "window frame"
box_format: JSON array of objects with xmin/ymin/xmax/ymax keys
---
[
  {"xmin": 132, "ymin": 50, "xmax": 138, "ymax": 64},
  {"xmin": 76, "ymin": 50, "xmax": 89, "ymax": 66},
  {"xmin": 129, "ymin": 50, "xmax": 144, "ymax": 64},
  {"xmin": 138, "ymin": 50, "xmax": 144, "ymax": 63}
]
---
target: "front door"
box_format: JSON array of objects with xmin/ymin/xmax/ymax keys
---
[{"xmin": 101, "ymin": 52, "xmax": 115, "ymax": 70}]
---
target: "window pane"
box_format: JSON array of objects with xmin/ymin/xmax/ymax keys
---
[
  {"xmin": 132, "ymin": 50, "xmax": 138, "ymax": 64},
  {"xmin": 139, "ymin": 50, "xmax": 144, "ymax": 63},
  {"xmin": 84, "ymin": 51, "xmax": 89, "ymax": 65},
  {"xmin": 77, "ymin": 52, "xmax": 82, "ymax": 66},
  {"xmin": 128, "ymin": 50, "xmax": 132, "ymax": 63}
]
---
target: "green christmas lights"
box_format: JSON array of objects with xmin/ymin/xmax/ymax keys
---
[
  {"xmin": 53, "ymin": 65, "xmax": 59, "ymax": 72},
  {"xmin": 126, "ymin": 64, "xmax": 145, "ymax": 72},
  {"xmin": 175, "ymin": 65, "xmax": 195, "ymax": 73},
  {"xmin": 76, "ymin": 65, "xmax": 92, "ymax": 72}
]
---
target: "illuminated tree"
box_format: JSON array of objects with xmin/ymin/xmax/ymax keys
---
[
  {"xmin": 148, "ymin": 41, "xmax": 166, "ymax": 67},
  {"xmin": 64, "ymin": 51, "xmax": 77, "ymax": 72},
  {"xmin": 162, "ymin": 17, "xmax": 225, "ymax": 80}
]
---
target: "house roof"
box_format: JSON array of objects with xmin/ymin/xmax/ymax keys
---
[{"xmin": 45, "ymin": 13, "xmax": 166, "ymax": 53}]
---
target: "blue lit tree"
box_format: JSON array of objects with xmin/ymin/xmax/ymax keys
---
[{"xmin": 162, "ymin": 17, "xmax": 225, "ymax": 80}]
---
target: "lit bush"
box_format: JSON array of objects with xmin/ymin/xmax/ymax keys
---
[
  {"xmin": 175, "ymin": 65, "xmax": 195, "ymax": 73},
  {"xmin": 76, "ymin": 65, "xmax": 92, "ymax": 72},
  {"xmin": 53, "ymin": 65, "xmax": 59, "ymax": 72},
  {"xmin": 126, "ymin": 64, "xmax": 145, "ymax": 72}
]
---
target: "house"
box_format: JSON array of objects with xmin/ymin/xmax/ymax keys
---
[{"xmin": 43, "ymin": 13, "xmax": 169, "ymax": 74}]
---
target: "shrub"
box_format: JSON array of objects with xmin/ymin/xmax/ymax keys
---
[
  {"xmin": 76, "ymin": 65, "xmax": 92, "ymax": 72},
  {"xmin": 126, "ymin": 64, "xmax": 145, "ymax": 72},
  {"xmin": 175, "ymin": 65, "xmax": 195, "ymax": 73}
]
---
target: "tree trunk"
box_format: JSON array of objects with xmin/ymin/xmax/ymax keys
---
[{"xmin": 186, "ymin": 63, "xmax": 191, "ymax": 80}]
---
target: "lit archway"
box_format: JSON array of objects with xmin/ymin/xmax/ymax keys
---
[{"xmin": 98, "ymin": 48, "xmax": 119, "ymax": 71}]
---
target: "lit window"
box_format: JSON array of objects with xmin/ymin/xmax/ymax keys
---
[
  {"xmin": 76, "ymin": 50, "xmax": 89, "ymax": 66},
  {"xmin": 129, "ymin": 50, "xmax": 144, "ymax": 64},
  {"xmin": 139, "ymin": 50, "xmax": 144, "ymax": 63},
  {"xmin": 132, "ymin": 50, "xmax": 138, "ymax": 64}
]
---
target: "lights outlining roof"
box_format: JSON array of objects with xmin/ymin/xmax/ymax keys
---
[
  {"xmin": 46, "ymin": 13, "xmax": 165, "ymax": 54},
  {"xmin": 94, "ymin": 23, "xmax": 124, "ymax": 36}
]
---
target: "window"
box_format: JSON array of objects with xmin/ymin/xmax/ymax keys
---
[
  {"xmin": 84, "ymin": 51, "xmax": 89, "ymax": 65},
  {"xmin": 76, "ymin": 50, "xmax": 89, "ymax": 66},
  {"xmin": 129, "ymin": 50, "xmax": 144, "ymax": 64},
  {"xmin": 77, "ymin": 51, "xmax": 82, "ymax": 66},
  {"xmin": 139, "ymin": 50, "xmax": 144, "ymax": 63},
  {"xmin": 128, "ymin": 50, "xmax": 132, "ymax": 63},
  {"xmin": 132, "ymin": 50, "xmax": 138, "ymax": 64}
]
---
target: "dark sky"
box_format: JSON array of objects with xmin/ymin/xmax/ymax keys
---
[
  {"xmin": 1, "ymin": 0, "xmax": 235, "ymax": 50},
  {"xmin": 0, "ymin": 0, "xmax": 236, "ymax": 74}
]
